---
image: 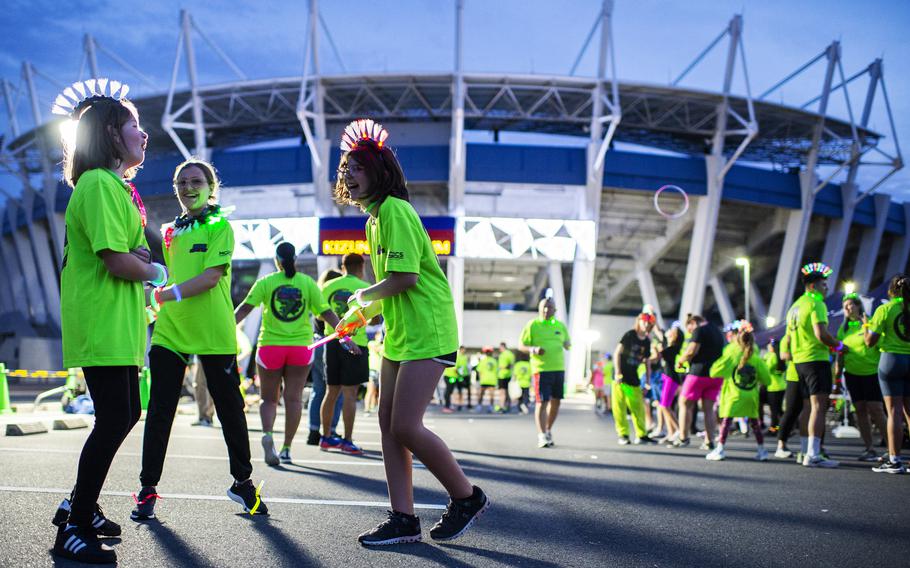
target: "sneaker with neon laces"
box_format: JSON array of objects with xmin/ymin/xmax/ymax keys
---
[
  {"xmin": 227, "ymin": 479, "xmax": 268, "ymax": 515},
  {"xmin": 279, "ymin": 448, "xmax": 292, "ymax": 464},
  {"xmin": 52, "ymin": 499, "xmax": 121, "ymax": 537},
  {"xmin": 537, "ymin": 433, "xmax": 549, "ymax": 448},
  {"xmin": 262, "ymin": 434, "xmax": 280, "ymax": 466},
  {"xmin": 320, "ymin": 435, "xmax": 343, "ymax": 452},
  {"xmin": 872, "ymin": 459, "xmax": 906, "ymax": 474},
  {"xmin": 756, "ymin": 447, "xmax": 769, "ymax": 461},
  {"xmin": 54, "ymin": 523, "xmax": 117, "ymax": 564},
  {"xmin": 705, "ymin": 447, "xmax": 726, "ymax": 461},
  {"xmin": 429, "ymin": 486, "xmax": 490, "ymax": 541},
  {"xmin": 358, "ymin": 510, "xmax": 422, "ymax": 546},
  {"xmin": 774, "ymin": 447, "xmax": 793, "ymax": 459},
  {"xmin": 341, "ymin": 439, "xmax": 363, "ymax": 455},
  {"xmin": 130, "ymin": 486, "xmax": 160, "ymax": 521},
  {"xmin": 802, "ymin": 454, "xmax": 839, "ymax": 468}
]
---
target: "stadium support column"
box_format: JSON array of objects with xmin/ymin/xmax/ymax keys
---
[
  {"xmin": 21, "ymin": 188, "xmax": 61, "ymax": 329},
  {"xmin": 885, "ymin": 203, "xmax": 910, "ymax": 278},
  {"xmin": 709, "ymin": 276, "xmax": 735, "ymax": 325},
  {"xmin": 182, "ymin": 10, "xmax": 208, "ymax": 160},
  {"xmin": 6, "ymin": 207, "xmax": 46, "ymax": 326},
  {"xmin": 446, "ymin": 0, "xmax": 466, "ymax": 342},
  {"xmin": 0, "ymin": 242, "xmax": 18, "ymax": 312},
  {"xmin": 767, "ymin": 42, "xmax": 840, "ymax": 326},
  {"xmin": 548, "ymin": 262, "xmax": 568, "ymax": 324},
  {"xmin": 0, "ymin": 234, "xmax": 28, "ymax": 316},
  {"xmin": 636, "ymin": 263, "xmax": 664, "ymax": 329},
  {"xmin": 750, "ymin": 282, "xmax": 768, "ymax": 327},
  {"xmin": 567, "ymin": 0, "xmax": 617, "ymax": 390},
  {"xmin": 852, "ymin": 193, "xmax": 891, "ymax": 291}
]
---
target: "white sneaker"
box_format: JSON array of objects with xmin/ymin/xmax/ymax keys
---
[
  {"xmin": 774, "ymin": 448, "xmax": 792, "ymax": 459},
  {"xmin": 261, "ymin": 434, "xmax": 279, "ymax": 466},
  {"xmin": 545, "ymin": 432, "xmax": 554, "ymax": 447},
  {"xmin": 537, "ymin": 433, "xmax": 549, "ymax": 448},
  {"xmin": 756, "ymin": 447, "xmax": 769, "ymax": 461},
  {"xmin": 706, "ymin": 447, "xmax": 725, "ymax": 461},
  {"xmin": 803, "ymin": 454, "xmax": 839, "ymax": 468}
]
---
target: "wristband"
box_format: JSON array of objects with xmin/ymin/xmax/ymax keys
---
[
  {"xmin": 172, "ymin": 285, "xmax": 182, "ymax": 303},
  {"xmin": 833, "ymin": 341, "xmax": 844, "ymax": 353},
  {"xmin": 148, "ymin": 262, "xmax": 168, "ymax": 287},
  {"xmin": 151, "ymin": 287, "xmax": 162, "ymax": 311},
  {"xmin": 861, "ymin": 323, "xmax": 871, "ymax": 330},
  {"xmin": 349, "ymin": 289, "xmax": 372, "ymax": 309}
]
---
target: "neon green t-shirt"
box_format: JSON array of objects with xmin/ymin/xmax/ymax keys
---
[
  {"xmin": 320, "ymin": 274, "xmax": 371, "ymax": 346},
  {"xmin": 603, "ymin": 360, "xmax": 614, "ymax": 386},
  {"xmin": 477, "ymin": 355, "xmax": 498, "ymax": 386},
  {"xmin": 366, "ymin": 197, "xmax": 459, "ymax": 361},
  {"xmin": 513, "ymin": 361, "xmax": 532, "ymax": 388},
  {"xmin": 368, "ymin": 339, "xmax": 383, "ymax": 372},
  {"xmin": 837, "ymin": 320, "xmax": 881, "ymax": 375},
  {"xmin": 497, "ymin": 349, "xmax": 515, "ymax": 379},
  {"xmin": 868, "ymin": 298, "xmax": 910, "ymax": 355},
  {"xmin": 152, "ymin": 212, "xmax": 236, "ymax": 355},
  {"xmin": 243, "ymin": 271, "xmax": 328, "ymax": 347},
  {"xmin": 520, "ymin": 317, "xmax": 571, "ymax": 374},
  {"xmin": 763, "ymin": 350, "xmax": 787, "ymax": 392},
  {"xmin": 786, "ymin": 291, "xmax": 830, "ymax": 364},
  {"xmin": 712, "ymin": 344, "xmax": 771, "ymax": 419},
  {"xmin": 62, "ymin": 169, "xmax": 148, "ymax": 367}
]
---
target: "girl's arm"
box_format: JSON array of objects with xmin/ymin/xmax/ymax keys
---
[
  {"xmin": 157, "ymin": 266, "xmax": 224, "ymax": 302},
  {"xmin": 235, "ymin": 303, "xmax": 255, "ymax": 324},
  {"xmin": 357, "ymin": 272, "xmax": 418, "ymax": 303}
]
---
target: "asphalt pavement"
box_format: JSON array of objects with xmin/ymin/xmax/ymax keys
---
[{"xmin": 1, "ymin": 394, "xmax": 908, "ymax": 568}]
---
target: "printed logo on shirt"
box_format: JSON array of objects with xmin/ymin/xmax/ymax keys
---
[
  {"xmin": 219, "ymin": 250, "xmax": 231, "ymax": 256},
  {"xmin": 388, "ymin": 251, "xmax": 404, "ymax": 260},
  {"xmin": 328, "ymin": 289, "xmax": 354, "ymax": 317},
  {"xmin": 895, "ymin": 313, "xmax": 909, "ymax": 342},
  {"xmin": 733, "ymin": 364, "xmax": 758, "ymax": 391},
  {"xmin": 270, "ymin": 285, "xmax": 306, "ymax": 322},
  {"xmin": 190, "ymin": 243, "xmax": 208, "ymax": 253}
]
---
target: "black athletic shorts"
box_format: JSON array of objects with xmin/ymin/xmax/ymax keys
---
[
  {"xmin": 325, "ymin": 341, "xmax": 369, "ymax": 386},
  {"xmin": 844, "ymin": 372, "xmax": 883, "ymax": 402},
  {"xmin": 497, "ymin": 378, "xmax": 510, "ymax": 389},
  {"xmin": 534, "ymin": 371, "xmax": 565, "ymax": 402},
  {"xmin": 795, "ymin": 361, "xmax": 832, "ymax": 396}
]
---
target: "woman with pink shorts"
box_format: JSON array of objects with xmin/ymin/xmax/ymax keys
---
[
  {"xmin": 673, "ymin": 314, "xmax": 726, "ymax": 450},
  {"xmin": 235, "ymin": 243, "xmax": 341, "ymax": 465},
  {"xmin": 656, "ymin": 324, "xmax": 684, "ymax": 443}
]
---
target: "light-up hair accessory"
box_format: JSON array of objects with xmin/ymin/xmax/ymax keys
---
[
  {"xmin": 800, "ymin": 262, "xmax": 833, "ymax": 278},
  {"xmin": 51, "ymin": 78, "xmax": 131, "ymax": 118},
  {"xmin": 340, "ymin": 118, "xmax": 389, "ymax": 152}
]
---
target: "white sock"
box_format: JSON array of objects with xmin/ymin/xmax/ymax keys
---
[
  {"xmin": 807, "ymin": 436, "xmax": 821, "ymax": 458},
  {"xmin": 800, "ymin": 437, "xmax": 809, "ymax": 455},
  {"xmin": 715, "ymin": 443, "xmax": 724, "ymax": 451}
]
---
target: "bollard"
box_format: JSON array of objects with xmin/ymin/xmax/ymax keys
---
[
  {"xmin": 139, "ymin": 367, "xmax": 151, "ymax": 410},
  {"xmin": 0, "ymin": 362, "xmax": 12, "ymax": 414}
]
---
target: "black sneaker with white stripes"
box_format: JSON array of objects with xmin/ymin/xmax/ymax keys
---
[
  {"xmin": 52, "ymin": 499, "xmax": 122, "ymax": 537},
  {"xmin": 53, "ymin": 524, "xmax": 116, "ymax": 564},
  {"xmin": 358, "ymin": 510, "xmax": 422, "ymax": 545},
  {"xmin": 429, "ymin": 485, "xmax": 490, "ymax": 541},
  {"xmin": 130, "ymin": 486, "xmax": 160, "ymax": 521}
]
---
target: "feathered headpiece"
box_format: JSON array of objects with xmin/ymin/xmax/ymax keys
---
[
  {"xmin": 51, "ymin": 78, "xmax": 131, "ymax": 118},
  {"xmin": 800, "ymin": 262, "xmax": 833, "ymax": 279},
  {"xmin": 340, "ymin": 118, "xmax": 389, "ymax": 152}
]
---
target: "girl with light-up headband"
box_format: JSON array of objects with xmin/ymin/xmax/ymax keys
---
[{"xmin": 332, "ymin": 119, "xmax": 490, "ymax": 546}]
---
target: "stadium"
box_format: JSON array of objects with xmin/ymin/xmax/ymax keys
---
[{"xmin": 0, "ymin": 2, "xmax": 905, "ymax": 389}]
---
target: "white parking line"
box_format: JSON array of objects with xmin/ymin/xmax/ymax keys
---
[
  {"xmin": 0, "ymin": 447, "xmax": 423, "ymax": 468},
  {"xmin": 0, "ymin": 486, "xmax": 445, "ymax": 510}
]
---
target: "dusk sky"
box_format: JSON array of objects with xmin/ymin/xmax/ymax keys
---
[{"xmin": 2, "ymin": 0, "xmax": 908, "ymax": 201}]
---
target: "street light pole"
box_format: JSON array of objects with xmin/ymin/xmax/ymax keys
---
[{"xmin": 736, "ymin": 257, "xmax": 751, "ymax": 323}]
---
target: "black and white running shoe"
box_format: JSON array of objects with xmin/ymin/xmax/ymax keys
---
[
  {"xmin": 872, "ymin": 459, "xmax": 906, "ymax": 474},
  {"xmin": 53, "ymin": 523, "xmax": 117, "ymax": 564},
  {"xmin": 358, "ymin": 510, "xmax": 422, "ymax": 546},
  {"xmin": 228, "ymin": 480, "xmax": 269, "ymax": 515},
  {"xmin": 429, "ymin": 485, "xmax": 490, "ymax": 541},
  {"xmin": 52, "ymin": 499, "xmax": 121, "ymax": 537},
  {"xmin": 130, "ymin": 486, "xmax": 161, "ymax": 521}
]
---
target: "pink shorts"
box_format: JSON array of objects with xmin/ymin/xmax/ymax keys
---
[
  {"xmin": 659, "ymin": 374, "xmax": 679, "ymax": 408},
  {"xmin": 256, "ymin": 345, "xmax": 314, "ymax": 370},
  {"xmin": 592, "ymin": 371, "xmax": 604, "ymax": 390},
  {"xmin": 680, "ymin": 374, "xmax": 723, "ymax": 402}
]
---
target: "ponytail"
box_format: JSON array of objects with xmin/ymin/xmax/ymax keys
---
[
  {"xmin": 737, "ymin": 331, "xmax": 755, "ymax": 370},
  {"xmin": 275, "ymin": 242, "xmax": 297, "ymax": 278},
  {"xmin": 888, "ymin": 274, "xmax": 910, "ymax": 338}
]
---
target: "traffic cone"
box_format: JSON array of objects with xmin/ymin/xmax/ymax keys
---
[
  {"xmin": 139, "ymin": 367, "xmax": 151, "ymax": 410},
  {"xmin": 0, "ymin": 362, "xmax": 13, "ymax": 414}
]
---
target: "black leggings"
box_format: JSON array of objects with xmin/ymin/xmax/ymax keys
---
[
  {"xmin": 70, "ymin": 366, "xmax": 141, "ymax": 527},
  {"xmin": 140, "ymin": 346, "xmax": 252, "ymax": 487},
  {"xmin": 777, "ymin": 381, "xmax": 805, "ymax": 444},
  {"xmin": 766, "ymin": 390, "xmax": 785, "ymax": 430}
]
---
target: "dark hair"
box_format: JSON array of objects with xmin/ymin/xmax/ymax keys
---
[
  {"xmin": 63, "ymin": 97, "xmax": 140, "ymax": 187},
  {"xmin": 333, "ymin": 139, "xmax": 409, "ymax": 208},
  {"xmin": 888, "ymin": 274, "xmax": 910, "ymax": 335},
  {"xmin": 803, "ymin": 272, "xmax": 827, "ymax": 286},
  {"xmin": 317, "ymin": 268, "xmax": 343, "ymax": 288},
  {"xmin": 769, "ymin": 339, "xmax": 785, "ymax": 373},
  {"xmin": 341, "ymin": 253, "xmax": 365, "ymax": 272},
  {"xmin": 686, "ymin": 313, "xmax": 705, "ymax": 325},
  {"xmin": 736, "ymin": 330, "xmax": 755, "ymax": 370},
  {"xmin": 839, "ymin": 295, "xmax": 865, "ymax": 337},
  {"xmin": 173, "ymin": 158, "xmax": 221, "ymax": 213},
  {"xmin": 276, "ymin": 242, "xmax": 296, "ymax": 278}
]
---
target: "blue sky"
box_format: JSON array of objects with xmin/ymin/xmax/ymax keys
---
[{"xmin": 1, "ymin": 0, "xmax": 908, "ymax": 200}]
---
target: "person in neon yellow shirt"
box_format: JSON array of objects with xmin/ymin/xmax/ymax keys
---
[
  {"xmin": 521, "ymin": 297, "xmax": 572, "ymax": 448},
  {"xmin": 53, "ymin": 93, "xmax": 163, "ymax": 564},
  {"xmin": 496, "ymin": 343, "xmax": 516, "ymax": 413},
  {"xmin": 134, "ymin": 159, "xmax": 269, "ymax": 523},
  {"xmin": 834, "ymin": 293, "xmax": 885, "ymax": 461},
  {"xmin": 864, "ymin": 275, "xmax": 910, "ymax": 473},
  {"xmin": 513, "ymin": 356, "xmax": 533, "ymax": 414},
  {"xmin": 476, "ymin": 348, "xmax": 499, "ymax": 412},
  {"xmin": 762, "ymin": 339, "xmax": 787, "ymax": 435},
  {"xmin": 332, "ymin": 120, "xmax": 487, "ymax": 545},
  {"xmin": 235, "ymin": 242, "xmax": 340, "ymax": 464},
  {"xmin": 784, "ymin": 262, "xmax": 844, "ymax": 468}
]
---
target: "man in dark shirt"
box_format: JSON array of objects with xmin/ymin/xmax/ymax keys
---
[
  {"xmin": 674, "ymin": 314, "xmax": 726, "ymax": 450},
  {"xmin": 612, "ymin": 313, "xmax": 659, "ymax": 445}
]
